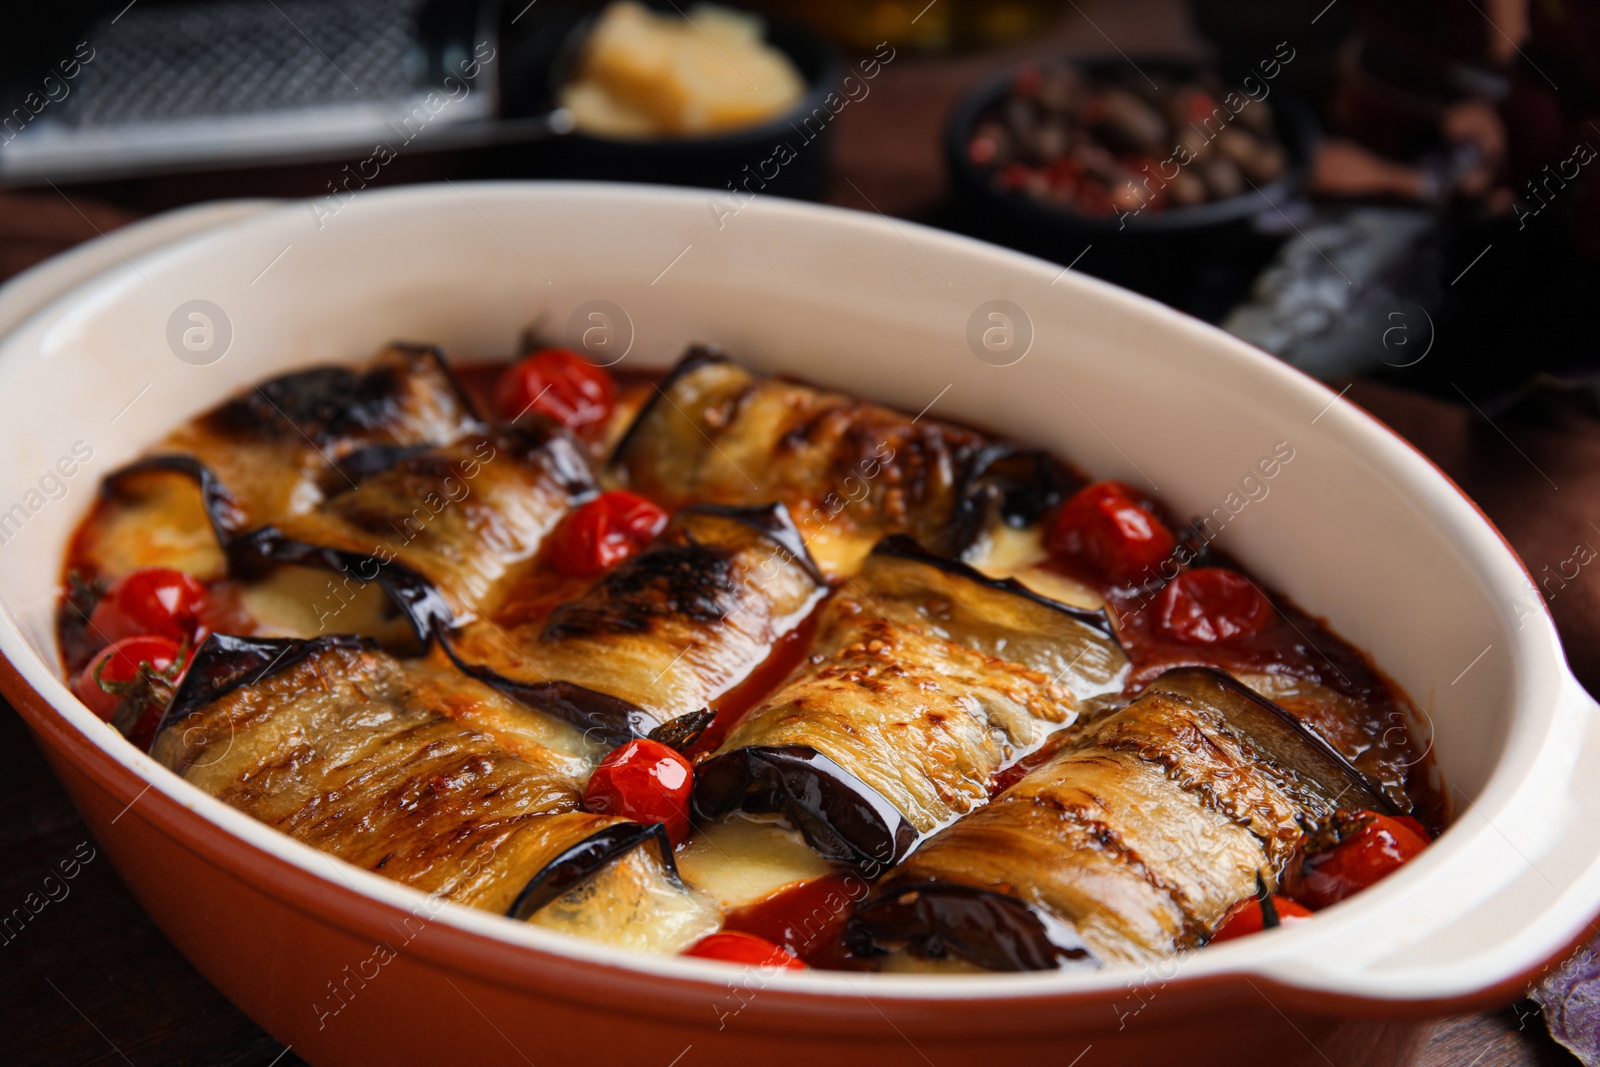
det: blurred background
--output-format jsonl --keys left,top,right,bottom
{"left": 1, "top": 0, "right": 1593, "bottom": 413}
{"left": 2, "top": 2, "right": 1598, "bottom": 1065}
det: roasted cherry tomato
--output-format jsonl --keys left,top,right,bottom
{"left": 494, "top": 347, "right": 616, "bottom": 432}
{"left": 86, "top": 567, "right": 209, "bottom": 647}
{"left": 1155, "top": 567, "right": 1275, "bottom": 644}
{"left": 1047, "top": 481, "right": 1177, "bottom": 585}
{"left": 1281, "top": 811, "right": 1429, "bottom": 910}
{"left": 684, "top": 931, "right": 808, "bottom": 970}
{"left": 583, "top": 738, "right": 694, "bottom": 844}
{"left": 1209, "top": 894, "right": 1314, "bottom": 943}
{"left": 551, "top": 490, "right": 669, "bottom": 577}
{"left": 72, "top": 634, "right": 188, "bottom": 748}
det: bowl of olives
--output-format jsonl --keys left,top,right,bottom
{"left": 945, "top": 57, "right": 1315, "bottom": 294}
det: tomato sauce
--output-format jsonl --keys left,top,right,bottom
{"left": 720, "top": 873, "right": 876, "bottom": 970}
{"left": 1039, "top": 530, "right": 1445, "bottom": 833}
{"left": 688, "top": 604, "right": 825, "bottom": 760}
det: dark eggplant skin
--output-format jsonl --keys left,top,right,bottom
{"left": 439, "top": 658, "right": 655, "bottom": 749}
{"left": 610, "top": 349, "right": 1069, "bottom": 576}
{"left": 155, "top": 632, "right": 371, "bottom": 752}
{"left": 506, "top": 822, "right": 678, "bottom": 921}
{"left": 443, "top": 503, "right": 825, "bottom": 736}
{"left": 227, "top": 530, "right": 460, "bottom": 642}
{"left": 843, "top": 882, "right": 1100, "bottom": 973}
{"left": 201, "top": 343, "right": 481, "bottom": 452}
{"left": 1144, "top": 668, "right": 1397, "bottom": 816}
{"left": 693, "top": 746, "right": 919, "bottom": 869}
{"left": 871, "top": 534, "right": 1113, "bottom": 635}
{"left": 646, "top": 708, "right": 717, "bottom": 753}
{"left": 104, "top": 454, "right": 250, "bottom": 545}
{"left": 693, "top": 535, "right": 1129, "bottom": 866}
{"left": 845, "top": 668, "right": 1394, "bottom": 970}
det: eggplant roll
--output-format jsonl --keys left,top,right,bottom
{"left": 693, "top": 537, "right": 1130, "bottom": 868}
{"left": 612, "top": 350, "right": 1059, "bottom": 575}
{"left": 78, "top": 345, "right": 483, "bottom": 581}
{"left": 233, "top": 422, "right": 598, "bottom": 635}
{"left": 845, "top": 668, "right": 1392, "bottom": 970}
{"left": 152, "top": 635, "right": 718, "bottom": 951}
{"left": 444, "top": 503, "right": 825, "bottom": 742}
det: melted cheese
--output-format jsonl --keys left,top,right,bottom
{"left": 530, "top": 846, "right": 722, "bottom": 954}
{"left": 675, "top": 814, "right": 834, "bottom": 911}
{"left": 236, "top": 564, "right": 420, "bottom": 651}
{"left": 967, "top": 522, "right": 1103, "bottom": 611}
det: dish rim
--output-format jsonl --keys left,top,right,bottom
{"left": 0, "top": 181, "right": 1592, "bottom": 1015}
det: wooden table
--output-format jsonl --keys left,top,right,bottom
{"left": 1, "top": 1, "right": 1594, "bottom": 1063}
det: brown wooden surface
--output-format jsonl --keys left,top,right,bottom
{"left": 0, "top": 0, "right": 1593, "bottom": 1063}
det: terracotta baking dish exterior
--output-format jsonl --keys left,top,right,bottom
{"left": 2, "top": 186, "right": 1597, "bottom": 1067}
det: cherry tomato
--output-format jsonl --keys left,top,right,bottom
{"left": 583, "top": 738, "right": 694, "bottom": 844}
{"left": 72, "top": 635, "right": 187, "bottom": 748}
{"left": 1281, "top": 811, "right": 1429, "bottom": 910}
{"left": 86, "top": 567, "right": 209, "bottom": 647}
{"left": 1155, "top": 568, "right": 1275, "bottom": 644}
{"left": 1394, "top": 815, "right": 1431, "bottom": 841}
{"left": 1047, "top": 481, "right": 1177, "bottom": 585}
{"left": 551, "top": 491, "right": 669, "bottom": 577}
{"left": 1209, "top": 894, "right": 1314, "bottom": 943}
{"left": 684, "top": 931, "right": 807, "bottom": 970}
{"left": 494, "top": 347, "right": 616, "bottom": 432}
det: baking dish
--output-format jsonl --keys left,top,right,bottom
{"left": 0, "top": 183, "right": 1596, "bottom": 1066}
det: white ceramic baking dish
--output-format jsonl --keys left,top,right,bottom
{"left": 0, "top": 183, "right": 1595, "bottom": 1067}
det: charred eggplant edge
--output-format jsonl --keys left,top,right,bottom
{"left": 228, "top": 527, "right": 458, "bottom": 642}
{"left": 691, "top": 744, "right": 920, "bottom": 870}
{"left": 505, "top": 821, "right": 680, "bottom": 922}
{"left": 950, "top": 443, "right": 1071, "bottom": 556}
{"left": 607, "top": 344, "right": 732, "bottom": 467}
{"left": 871, "top": 533, "right": 1116, "bottom": 636}
{"left": 103, "top": 454, "right": 248, "bottom": 544}
{"left": 843, "top": 880, "right": 1101, "bottom": 973}
{"left": 680, "top": 500, "right": 824, "bottom": 584}
{"left": 435, "top": 641, "right": 654, "bottom": 749}
{"left": 392, "top": 341, "right": 486, "bottom": 427}
{"left": 1148, "top": 666, "right": 1400, "bottom": 815}
{"left": 152, "top": 632, "right": 373, "bottom": 760}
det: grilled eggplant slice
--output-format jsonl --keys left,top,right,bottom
{"left": 232, "top": 422, "right": 598, "bottom": 636}
{"left": 694, "top": 536, "right": 1130, "bottom": 868}
{"left": 612, "top": 349, "right": 1062, "bottom": 575}
{"left": 167, "top": 343, "right": 484, "bottom": 528}
{"left": 845, "top": 668, "right": 1392, "bottom": 970}
{"left": 153, "top": 635, "right": 718, "bottom": 951}
{"left": 443, "top": 503, "right": 826, "bottom": 742}
{"left": 77, "top": 345, "right": 482, "bottom": 582}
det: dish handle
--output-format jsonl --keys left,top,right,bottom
{"left": 1253, "top": 672, "right": 1600, "bottom": 1013}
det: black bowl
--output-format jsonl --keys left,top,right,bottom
{"left": 502, "top": 3, "right": 842, "bottom": 200}
{"left": 945, "top": 57, "right": 1318, "bottom": 302}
